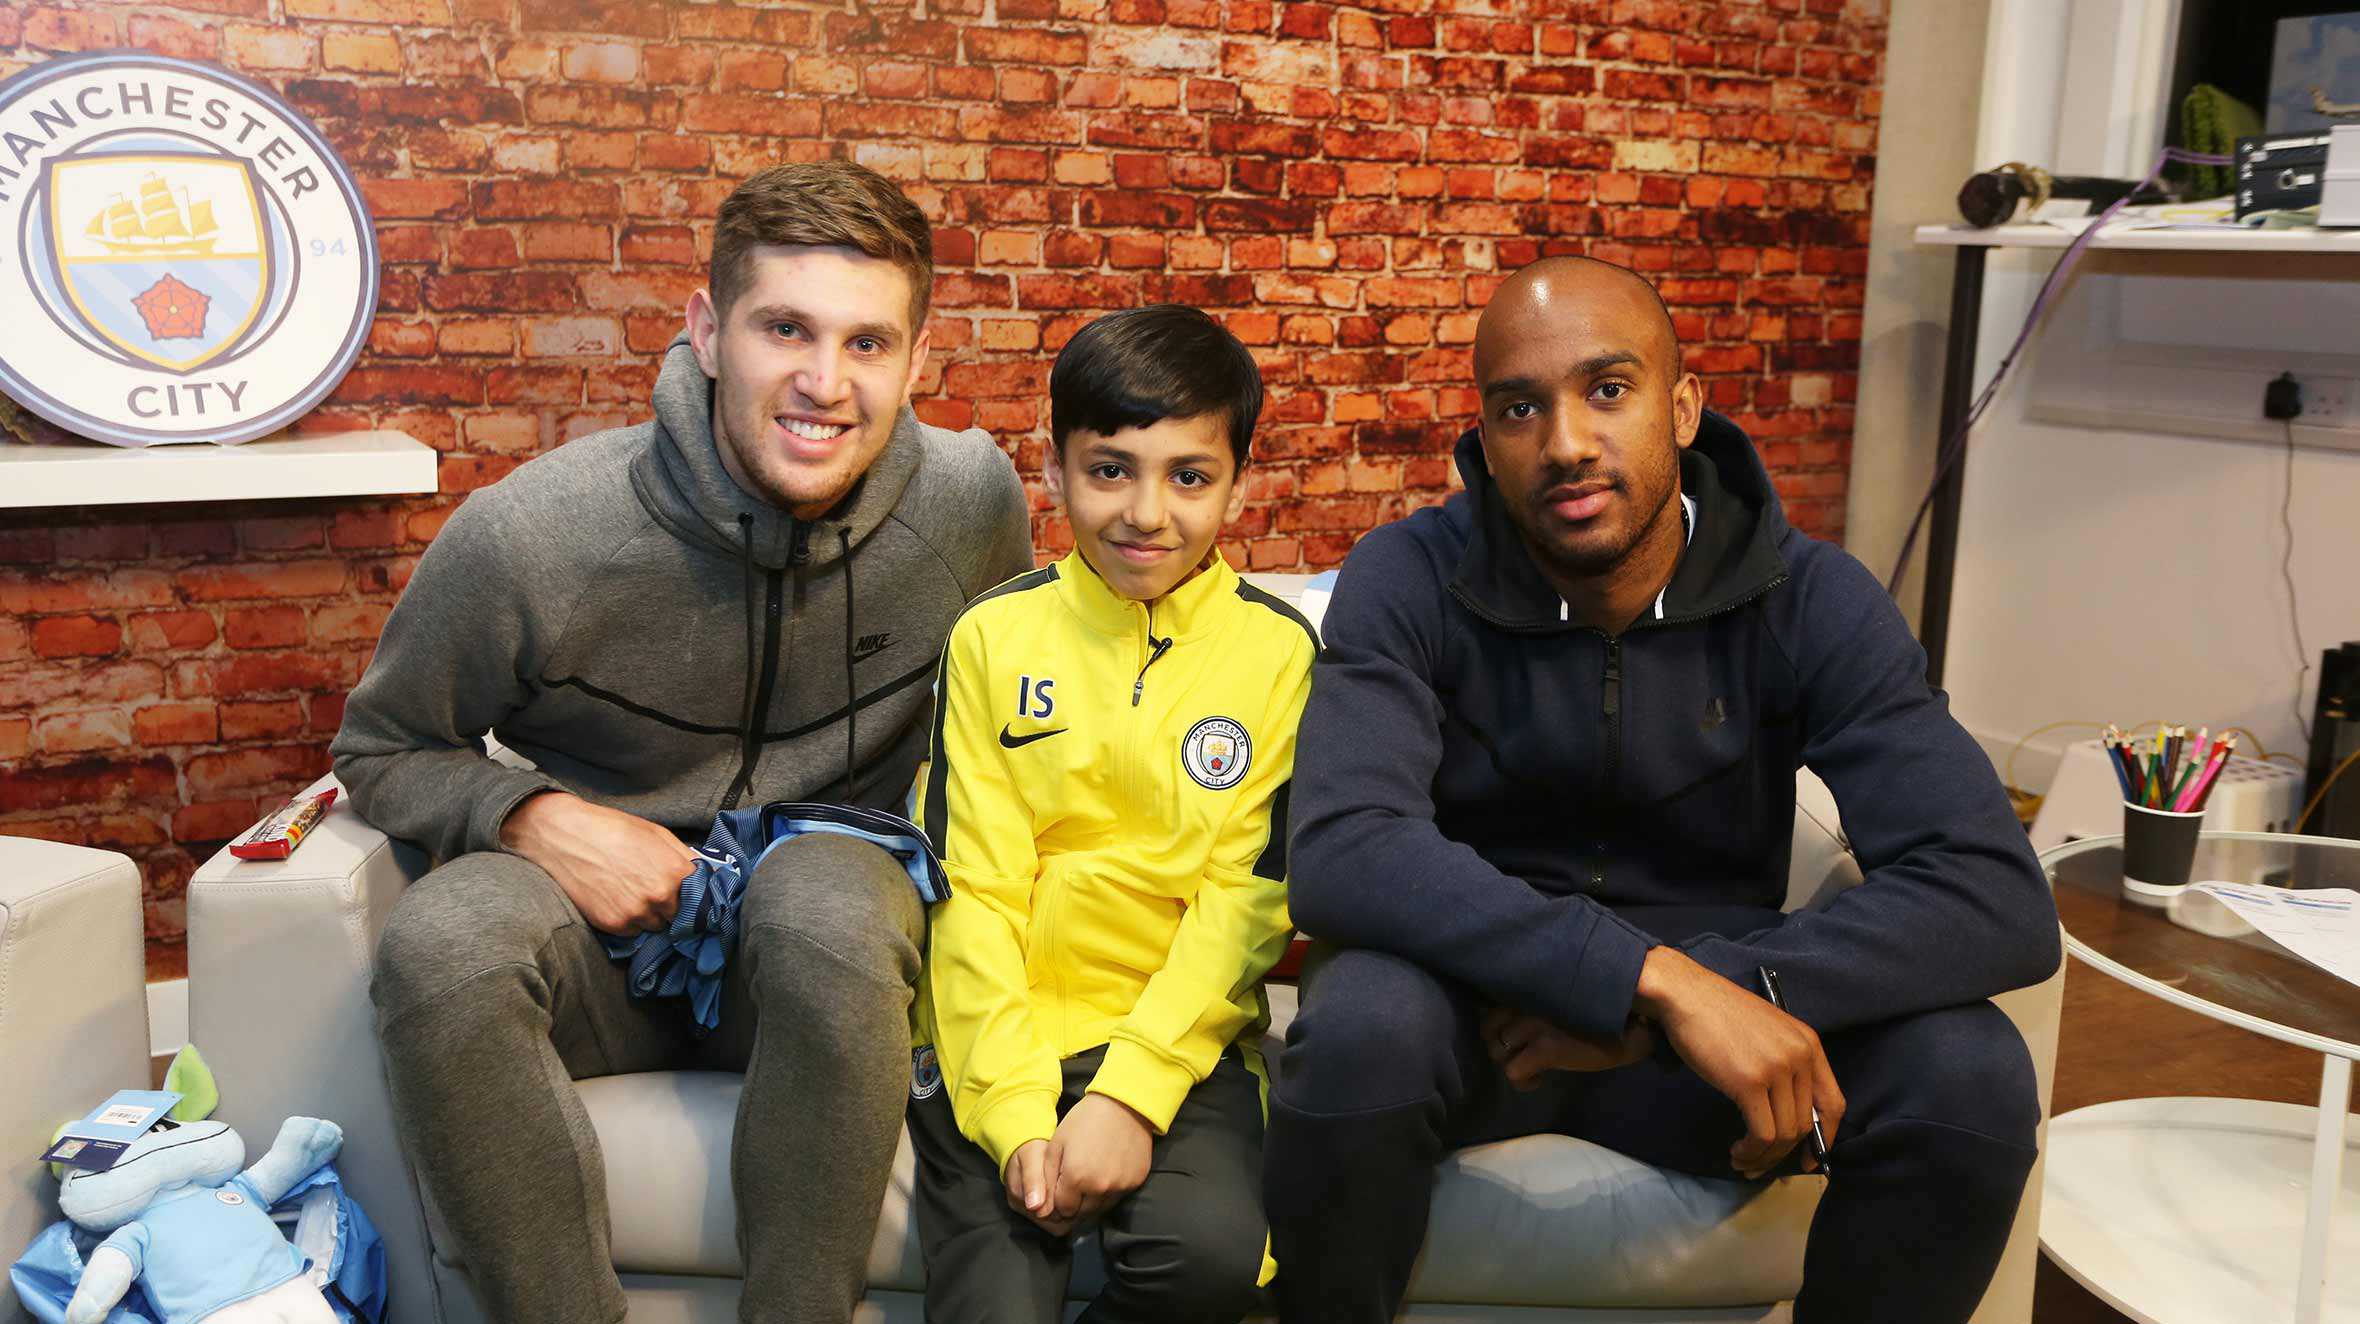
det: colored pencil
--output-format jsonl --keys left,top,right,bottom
{"left": 2109, "top": 722, "right": 2243, "bottom": 816}
{"left": 2169, "top": 736, "right": 2202, "bottom": 811}
{"left": 2165, "top": 758, "right": 2198, "bottom": 810}
{"left": 2102, "top": 731, "right": 2135, "bottom": 799}
{"left": 2179, "top": 736, "right": 2235, "bottom": 813}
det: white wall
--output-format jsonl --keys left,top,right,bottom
{"left": 1846, "top": 0, "right": 1996, "bottom": 622}
{"left": 1852, "top": 0, "right": 2360, "bottom": 791}
{"left": 1945, "top": 309, "right": 2360, "bottom": 785}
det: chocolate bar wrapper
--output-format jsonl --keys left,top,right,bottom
{"left": 230, "top": 788, "right": 338, "bottom": 860}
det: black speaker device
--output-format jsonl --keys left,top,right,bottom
{"left": 2305, "top": 642, "right": 2360, "bottom": 842}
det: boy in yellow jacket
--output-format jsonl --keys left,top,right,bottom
{"left": 911, "top": 305, "right": 1315, "bottom": 1322}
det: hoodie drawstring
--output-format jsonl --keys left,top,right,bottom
{"left": 733, "top": 514, "right": 760, "bottom": 793}
{"left": 725, "top": 517, "right": 861, "bottom": 809}
{"left": 839, "top": 526, "right": 858, "bottom": 802}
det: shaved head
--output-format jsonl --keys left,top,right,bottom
{"left": 1469, "top": 255, "right": 1703, "bottom": 620}
{"left": 1474, "top": 256, "right": 1679, "bottom": 385}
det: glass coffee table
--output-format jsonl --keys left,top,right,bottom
{"left": 2041, "top": 832, "right": 2360, "bottom": 1324}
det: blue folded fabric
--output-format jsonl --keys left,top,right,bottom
{"left": 604, "top": 802, "right": 949, "bottom": 1033}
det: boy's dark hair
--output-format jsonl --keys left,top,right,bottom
{"left": 1049, "top": 305, "right": 1264, "bottom": 467}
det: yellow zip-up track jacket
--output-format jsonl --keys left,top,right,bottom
{"left": 916, "top": 550, "right": 1316, "bottom": 1172}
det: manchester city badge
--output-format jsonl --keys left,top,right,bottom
{"left": 0, "top": 53, "right": 377, "bottom": 446}
{"left": 910, "top": 1044, "right": 943, "bottom": 1101}
{"left": 1182, "top": 715, "right": 1252, "bottom": 791}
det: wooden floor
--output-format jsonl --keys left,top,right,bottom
{"left": 2032, "top": 956, "right": 2356, "bottom": 1323}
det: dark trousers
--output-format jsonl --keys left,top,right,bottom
{"left": 908, "top": 1046, "right": 1270, "bottom": 1324}
{"left": 1263, "top": 944, "right": 2040, "bottom": 1324}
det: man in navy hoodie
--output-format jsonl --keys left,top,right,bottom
{"left": 1264, "top": 257, "right": 2061, "bottom": 1323}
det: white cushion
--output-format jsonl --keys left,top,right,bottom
{"left": 581, "top": 984, "right": 1817, "bottom": 1308}
{"left": 581, "top": 1071, "right": 926, "bottom": 1290}
{"left": 1406, "top": 1135, "right": 1814, "bottom": 1307}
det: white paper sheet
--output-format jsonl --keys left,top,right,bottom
{"left": 2185, "top": 883, "right": 2360, "bottom": 988}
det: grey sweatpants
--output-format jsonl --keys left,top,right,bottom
{"left": 906, "top": 1046, "right": 1268, "bottom": 1324}
{"left": 370, "top": 832, "right": 924, "bottom": 1324}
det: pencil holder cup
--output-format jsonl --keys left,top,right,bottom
{"left": 2121, "top": 803, "right": 2204, "bottom": 897}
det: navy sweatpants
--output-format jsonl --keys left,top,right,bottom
{"left": 1263, "top": 943, "right": 2041, "bottom": 1323}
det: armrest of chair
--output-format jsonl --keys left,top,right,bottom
{"left": 1784, "top": 767, "right": 2062, "bottom": 1324}
{"left": 1784, "top": 768, "right": 1863, "bottom": 911}
{"left": 1, "top": 839, "right": 148, "bottom": 1324}
{"left": 187, "top": 774, "right": 437, "bottom": 1324}
{"left": 1979, "top": 949, "right": 2064, "bottom": 1324}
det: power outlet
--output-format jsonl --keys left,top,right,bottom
{"left": 2292, "top": 374, "right": 2357, "bottom": 426}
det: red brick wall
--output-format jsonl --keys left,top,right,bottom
{"left": 1, "top": 0, "right": 1884, "bottom": 971}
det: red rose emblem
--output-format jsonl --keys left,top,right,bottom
{"left": 131, "top": 273, "right": 210, "bottom": 341}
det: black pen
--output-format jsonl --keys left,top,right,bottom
{"left": 1756, "top": 965, "right": 1833, "bottom": 1178}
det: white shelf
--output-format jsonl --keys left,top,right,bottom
{"left": 1915, "top": 222, "right": 2360, "bottom": 253}
{"left": 0, "top": 430, "right": 437, "bottom": 509}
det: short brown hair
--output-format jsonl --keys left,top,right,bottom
{"left": 709, "top": 161, "right": 934, "bottom": 328}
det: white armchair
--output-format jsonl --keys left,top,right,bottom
{"left": 1, "top": 838, "right": 151, "bottom": 1324}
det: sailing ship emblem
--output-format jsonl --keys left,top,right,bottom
{"left": 43, "top": 153, "right": 270, "bottom": 373}
{"left": 85, "top": 172, "right": 227, "bottom": 257}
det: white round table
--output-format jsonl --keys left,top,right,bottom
{"left": 2041, "top": 832, "right": 2360, "bottom": 1324}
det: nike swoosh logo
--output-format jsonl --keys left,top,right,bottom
{"left": 851, "top": 643, "right": 890, "bottom": 664}
{"left": 998, "top": 725, "right": 1068, "bottom": 748}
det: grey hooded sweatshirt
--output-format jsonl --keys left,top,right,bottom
{"left": 332, "top": 335, "right": 1034, "bottom": 862}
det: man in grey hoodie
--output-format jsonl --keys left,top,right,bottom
{"left": 333, "top": 162, "right": 1033, "bottom": 1323}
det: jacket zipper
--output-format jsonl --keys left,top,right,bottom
{"left": 1574, "top": 633, "right": 1623, "bottom": 893}
{"left": 721, "top": 523, "right": 808, "bottom": 810}
{"left": 1601, "top": 635, "right": 1622, "bottom": 787}
{"left": 1131, "top": 602, "right": 1170, "bottom": 706}
{"left": 1050, "top": 596, "right": 1152, "bottom": 1051}
{"left": 1452, "top": 568, "right": 1788, "bottom": 893}
{"left": 1641, "top": 572, "right": 1790, "bottom": 632}
{"left": 1096, "top": 603, "right": 1169, "bottom": 1047}
{"left": 1558, "top": 571, "right": 1788, "bottom": 793}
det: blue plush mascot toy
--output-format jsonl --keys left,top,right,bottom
{"left": 46, "top": 1048, "right": 346, "bottom": 1324}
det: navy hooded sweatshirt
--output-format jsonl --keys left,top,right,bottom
{"left": 1288, "top": 413, "right": 2061, "bottom": 1042}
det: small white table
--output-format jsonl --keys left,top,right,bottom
{"left": 2040, "top": 832, "right": 2360, "bottom": 1324}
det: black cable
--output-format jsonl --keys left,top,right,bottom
{"left": 1882, "top": 247, "right": 2083, "bottom": 596}
{"left": 2280, "top": 416, "right": 2312, "bottom": 744}
{"left": 1883, "top": 359, "right": 2002, "bottom": 595}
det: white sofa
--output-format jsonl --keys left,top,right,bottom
{"left": 185, "top": 578, "right": 2063, "bottom": 1324}
{"left": 1, "top": 838, "right": 152, "bottom": 1324}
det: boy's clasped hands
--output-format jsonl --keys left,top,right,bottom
{"left": 1002, "top": 1095, "right": 1157, "bottom": 1236}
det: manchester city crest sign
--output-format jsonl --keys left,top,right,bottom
{"left": 0, "top": 53, "right": 377, "bottom": 446}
